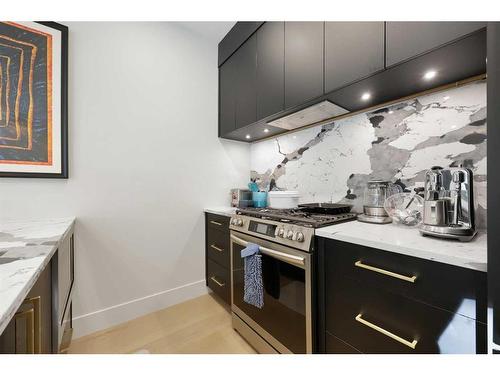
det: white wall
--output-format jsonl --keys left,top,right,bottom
{"left": 0, "top": 22, "right": 250, "bottom": 337}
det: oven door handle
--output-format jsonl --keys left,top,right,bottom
{"left": 230, "top": 234, "right": 306, "bottom": 267}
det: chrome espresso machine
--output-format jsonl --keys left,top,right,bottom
{"left": 419, "top": 166, "right": 477, "bottom": 242}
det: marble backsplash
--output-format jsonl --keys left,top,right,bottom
{"left": 251, "top": 81, "right": 487, "bottom": 228}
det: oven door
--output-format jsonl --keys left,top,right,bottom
{"left": 230, "top": 231, "right": 312, "bottom": 353}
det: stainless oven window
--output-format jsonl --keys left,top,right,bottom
{"left": 230, "top": 233, "right": 310, "bottom": 353}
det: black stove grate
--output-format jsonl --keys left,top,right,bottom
{"left": 236, "top": 207, "right": 356, "bottom": 228}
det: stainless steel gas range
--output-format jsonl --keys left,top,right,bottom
{"left": 229, "top": 206, "right": 355, "bottom": 354}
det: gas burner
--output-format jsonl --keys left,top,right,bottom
{"left": 236, "top": 206, "right": 356, "bottom": 228}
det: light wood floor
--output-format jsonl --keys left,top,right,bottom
{"left": 68, "top": 294, "right": 257, "bottom": 354}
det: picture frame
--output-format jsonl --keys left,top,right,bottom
{"left": 0, "top": 21, "right": 68, "bottom": 178}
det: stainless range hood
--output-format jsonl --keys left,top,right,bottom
{"left": 267, "top": 100, "right": 349, "bottom": 130}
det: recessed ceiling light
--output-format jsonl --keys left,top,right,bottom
{"left": 263, "top": 128, "right": 269, "bottom": 133}
{"left": 423, "top": 70, "right": 437, "bottom": 80}
{"left": 443, "top": 96, "right": 450, "bottom": 101}
{"left": 245, "top": 134, "right": 251, "bottom": 139}
{"left": 361, "top": 92, "right": 371, "bottom": 101}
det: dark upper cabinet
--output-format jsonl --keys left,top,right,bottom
{"left": 325, "top": 22, "right": 384, "bottom": 92}
{"left": 284, "top": 22, "right": 324, "bottom": 109}
{"left": 218, "top": 21, "right": 486, "bottom": 141}
{"left": 218, "top": 56, "right": 237, "bottom": 136}
{"left": 234, "top": 34, "right": 257, "bottom": 129}
{"left": 218, "top": 22, "right": 264, "bottom": 66}
{"left": 386, "top": 22, "right": 486, "bottom": 67}
{"left": 257, "top": 22, "right": 285, "bottom": 120}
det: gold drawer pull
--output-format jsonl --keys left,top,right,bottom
{"left": 354, "top": 260, "right": 417, "bottom": 283}
{"left": 14, "top": 308, "right": 35, "bottom": 354}
{"left": 210, "top": 244, "right": 224, "bottom": 253}
{"left": 210, "top": 276, "right": 225, "bottom": 287}
{"left": 25, "top": 296, "right": 41, "bottom": 354}
{"left": 355, "top": 314, "right": 418, "bottom": 349}
{"left": 210, "top": 220, "right": 222, "bottom": 226}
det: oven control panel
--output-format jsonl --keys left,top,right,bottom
{"left": 230, "top": 215, "right": 314, "bottom": 252}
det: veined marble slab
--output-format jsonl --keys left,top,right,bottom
{"left": 0, "top": 217, "right": 75, "bottom": 336}
{"left": 316, "top": 221, "right": 487, "bottom": 272}
{"left": 251, "top": 81, "right": 487, "bottom": 228}
{"left": 204, "top": 207, "right": 237, "bottom": 217}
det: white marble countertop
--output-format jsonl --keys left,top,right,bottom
{"left": 0, "top": 217, "right": 75, "bottom": 336}
{"left": 316, "top": 220, "right": 487, "bottom": 272}
{"left": 204, "top": 207, "right": 237, "bottom": 217}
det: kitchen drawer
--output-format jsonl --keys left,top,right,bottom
{"left": 207, "top": 259, "right": 230, "bottom": 304}
{"left": 325, "top": 276, "right": 485, "bottom": 354}
{"left": 325, "top": 239, "right": 486, "bottom": 322}
{"left": 207, "top": 227, "right": 230, "bottom": 269}
{"left": 325, "top": 331, "right": 361, "bottom": 354}
{"left": 206, "top": 213, "right": 230, "bottom": 233}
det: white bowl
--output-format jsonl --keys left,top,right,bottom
{"left": 268, "top": 191, "right": 300, "bottom": 209}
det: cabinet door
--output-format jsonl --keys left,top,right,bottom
{"left": 386, "top": 22, "right": 486, "bottom": 67}
{"left": 234, "top": 33, "right": 257, "bottom": 130}
{"left": 325, "top": 22, "right": 384, "bottom": 92}
{"left": 257, "top": 22, "right": 285, "bottom": 119}
{"left": 0, "top": 262, "right": 52, "bottom": 354}
{"left": 218, "top": 58, "right": 237, "bottom": 136}
{"left": 284, "top": 22, "right": 324, "bottom": 109}
{"left": 27, "top": 261, "right": 52, "bottom": 353}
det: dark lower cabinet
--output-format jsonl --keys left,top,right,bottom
{"left": 0, "top": 228, "right": 75, "bottom": 354}
{"left": 317, "top": 237, "right": 487, "bottom": 354}
{"left": 284, "top": 22, "right": 324, "bottom": 109}
{"left": 0, "top": 263, "right": 52, "bottom": 354}
{"left": 257, "top": 21, "right": 285, "bottom": 120}
{"left": 325, "top": 22, "right": 384, "bottom": 92}
{"left": 207, "top": 259, "right": 231, "bottom": 303}
{"left": 325, "top": 332, "right": 361, "bottom": 354}
{"left": 386, "top": 21, "right": 486, "bottom": 67}
{"left": 205, "top": 213, "right": 231, "bottom": 305}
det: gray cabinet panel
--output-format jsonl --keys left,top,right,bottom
{"left": 257, "top": 22, "right": 285, "bottom": 119}
{"left": 487, "top": 22, "right": 500, "bottom": 351}
{"left": 386, "top": 22, "right": 486, "bottom": 67}
{"left": 218, "top": 58, "right": 236, "bottom": 136}
{"left": 325, "top": 22, "right": 384, "bottom": 92}
{"left": 234, "top": 34, "right": 257, "bottom": 129}
{"left": 218, "top": 22, "right": 264, "bottom": 66}
{"left": 284, "top": 22, "right": 324, "bottom": 109}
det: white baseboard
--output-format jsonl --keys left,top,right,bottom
{"left": 72, "top": 280, "right": 208, "bottom": 339}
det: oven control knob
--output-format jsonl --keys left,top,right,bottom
{"left": 286, "top": 230, "right": 294, "bottom": 240}
{"left": 236, "top": 218, "right": 243, "bottom": 227}
{"left": 295, "top": 232, "right": 305, "bottom": 242}
{"left": 230, "top": 219, "right": 236, "bottom": 226}
{"left": 278, "top": 228, "right": 285, "bottom": 238}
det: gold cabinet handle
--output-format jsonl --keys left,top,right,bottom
{"left": 25, "top": 296, "right": 41, "bottom": 354}
{"left": 210, "top": 220, "right": 222, "bottom": 226}
{"left": 355, "top": 314, "right": 418, "bottom": 349}
{"left": 210, "top": 276, "right": 225, "bottom": 287}
{"left": 354, "top": 260, "right": 417, "bottom": 283}
{"left": 210, "top": 244, "right": 224, "bottom": 253}
{"left": 14, "top": 308, "right": 35, "bottom": 354}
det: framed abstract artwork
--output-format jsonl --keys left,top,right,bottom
{"left": 0, "top": 21, "right": 68, "bottom": 178}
